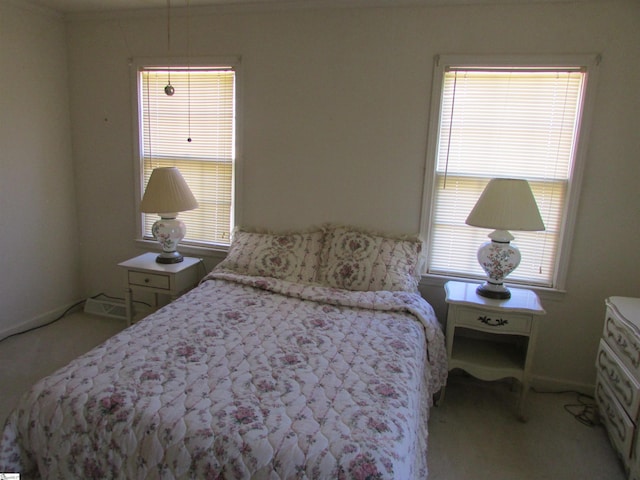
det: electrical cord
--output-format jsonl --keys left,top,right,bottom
{"left": 196, "top": 258, "right": 209, "bottom": 285}
{"left": 0, "top": 292, "right": 151, "bottom": 346}
{"left": 91, "top": 292, "right": 151, "bottom": 309}
{"left": 1, "top": 261, "right": 212, "bottom": 346}
{"left": 532, "top": 388, "right": 599, "bottom": 427}
{"left": 0, "top": 298, "right": 87, "bottom": 346}
{"left": 199, "top": 258, "right": 208, "bottom": 277}
{"left": 564, "top": 396, "right": 599, "bottom": 427}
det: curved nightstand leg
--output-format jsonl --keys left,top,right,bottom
{"left": 124, "top": 287, "right": 133, "bottom": 327}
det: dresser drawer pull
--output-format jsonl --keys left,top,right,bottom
{"left": 603, "top": 402, "right": 627, "bottom": 444}
{"left": 478, "top": 315, "right": 508, "bottom": 327}
{"left": 605, "top": 316, "right": 640, "bottom": 369}
{"left": 597, "top": 349, "right": 634, "bottom": 408}
{"left": 597, "top": 383, "right": 629, "bottom": 445}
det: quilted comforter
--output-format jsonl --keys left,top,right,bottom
{"left": 0, "top": 272, "right": 447, "bottom": 479}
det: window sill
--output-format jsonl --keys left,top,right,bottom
{"left": 134, "top": 239, "right": 229, "bottom": 261}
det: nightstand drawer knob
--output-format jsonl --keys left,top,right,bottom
{"left": 478, "top": 315, "right": 509, "bottom": 327}
{"left": 144, "top": 278, "right": 150, "bottom": 283}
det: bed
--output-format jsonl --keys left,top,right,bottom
{"left": 0, "top": 226, "right": 447, "bottom": 479}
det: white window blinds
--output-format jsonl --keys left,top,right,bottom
{"left": 427, "top": 67, "right": 586, "bottom": 287}
{"left": 140, "top": 67, "right": 235, "bottom": 246}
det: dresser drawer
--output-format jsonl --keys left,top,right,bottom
{"left": 597, "top": 339, "right": 640, "bottom": 419}
{"left": 128, "top": 271, "right": 170, "bottom": 290}
{"left": 596, "top": 377, "right": 635, "bottom": 460}
{"left": 632, "top": 438, "right": 640, "bottom": 480}
{"left": 603, "top": 306, "right": 640, "bottom": 380}
{"left": 456, "top": 307, "right": 532, "bottom": 335}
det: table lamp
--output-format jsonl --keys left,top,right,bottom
{"left": 140, "top": 167, "right": 199, "bottom": 264}
{"left": 465, "top": 178, "right": 545, "bottom": 299}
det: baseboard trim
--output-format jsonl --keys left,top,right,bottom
{"left": 0, "top": 299, "right": 85, "bottom": 343}
{"left": 446, "top": 370, "right": 595, "bottom": 396}
{"left": 530, "top": 374, "right": 595, "bottom": 397}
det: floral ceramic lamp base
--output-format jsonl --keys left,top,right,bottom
{"left": 152, "top": 214, "right": 187, "bottom": 264}
{"left": 476, "top": 229, "right": 521, "bottom": 300}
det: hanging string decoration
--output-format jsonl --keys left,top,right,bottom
{"left": 164, "top": 0, "right": 175, "bottom": 96}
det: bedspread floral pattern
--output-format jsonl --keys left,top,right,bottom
{"left": 0, "top": 273, "right": 446, "bottom": 479}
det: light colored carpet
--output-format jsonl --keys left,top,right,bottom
{"left": 0, "top": 311, "right": 627, "bottom": 479}
{"left": 428, "top": 375, "right": 626, "bottom": 479}
{"left": 0, "top": 311, "right": 126, "bottom": 426}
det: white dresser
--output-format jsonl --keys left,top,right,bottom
{"left": 596, "top": 296, "right": 640, "bottom": 480}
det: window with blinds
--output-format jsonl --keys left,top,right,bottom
{"left": 139, "top": 66, "right": 235, "bottom": 247}
{"left": 425, "top": 61, "right": 592, "bottom": 288}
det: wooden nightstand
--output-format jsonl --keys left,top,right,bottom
{"left": 442, "top": 280, "right": 545, "bottom": 420}
{"left": 118, "top": 253, "right": 203, "bottom": 326}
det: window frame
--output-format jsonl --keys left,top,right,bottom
{"left": 130, "top": 56, "right": 243, "bottom": 254}
{"left": 420, "top": 54, "right": 600, "bottom": 292}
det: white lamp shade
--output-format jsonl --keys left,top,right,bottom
{"left": 465, "top": 178, "right": 545, "bottom": 232}
{"left": 140, "top": 167, "right": 198, "bottom": 214}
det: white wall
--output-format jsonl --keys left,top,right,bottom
{"left": 66, "top": 0, "right": 640, "bottom": 389}
{"left": 0, "top": 1, "right": 81, "bottom": 337}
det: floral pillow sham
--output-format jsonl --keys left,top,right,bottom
{"left": 214, "top": 228, "right": 324, "bottom": 284}
{"left": 317, "top": 226, "right": 423, "bottom": 293}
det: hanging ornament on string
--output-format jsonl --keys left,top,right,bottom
{"left": 165, "top": 76, "right": 174, "bottom": 96}
{"left": 186, "top": 0, "right": 192, "bottom": 142}
{"left": 164, "top": 0, "right": 175, "bottom": 96}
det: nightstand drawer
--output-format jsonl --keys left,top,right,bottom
{"left": 597, "top": 339, "right": 640, "bottom": 419}
{"left": 456, "top": 307, "right": 532, "bottom": 335}
{"left": 128, "top": 271, "right": 170, "bottom": 290}
{"left": 596, "top": 376, "right": 635, "bottom": 459}
{"left": 119, "top": 253, "right": 202, "bottom": 326}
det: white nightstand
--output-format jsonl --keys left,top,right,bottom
{"left": 442, "top": 280, "right": 545, "bottom": 420}
{"left": 118, "top": 253, "right": 204, "bottom": 326}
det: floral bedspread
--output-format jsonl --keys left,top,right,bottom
{"left": 0, "top": 273, "right": 446, "bottom": 479}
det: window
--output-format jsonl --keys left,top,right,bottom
{"left": 136, "top": 61, "right": 238, "bottom": 248}
{"left": 422, "top": 55, "right": 598, "bottom": 289}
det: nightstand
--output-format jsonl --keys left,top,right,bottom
{"left": 442, "top": 280, "right": 545, "bottom": 420}
{"left": 118, "top": 253, "right": 203, "bottom": 325}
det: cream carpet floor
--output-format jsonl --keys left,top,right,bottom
{"left": 0, "top": 311, "right": 627, "bottom": 479}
